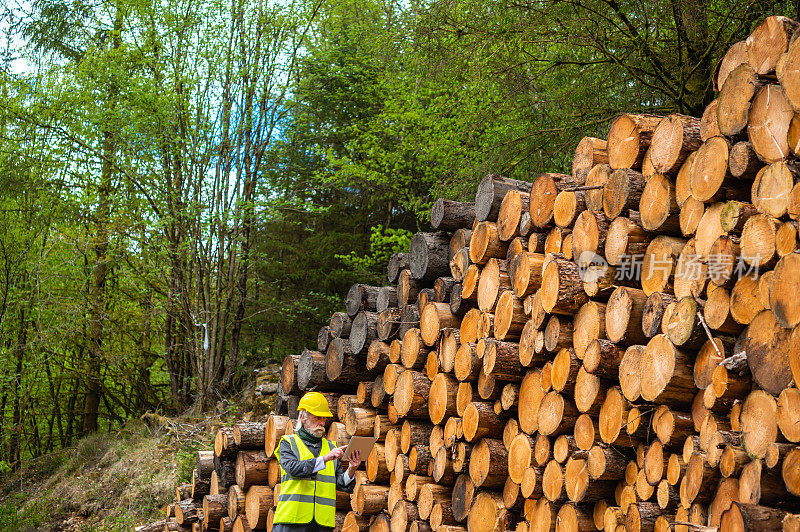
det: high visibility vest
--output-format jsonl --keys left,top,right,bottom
{"left": 273, "top": 434, "right": 337, "bottom": 527}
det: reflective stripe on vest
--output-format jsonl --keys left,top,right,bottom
{"left": 273, "top": 434, "right": 337, "bottom": 526}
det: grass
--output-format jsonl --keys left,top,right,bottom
{"left": 0, "top": 416, "right": 215, "bottom": 532}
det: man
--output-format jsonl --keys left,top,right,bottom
{"left": 273, "top": 391, "right": 362, "bottom": 531}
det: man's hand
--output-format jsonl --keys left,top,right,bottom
{"left": 347, "top": 450, "right": 361, "bottom": 475}
{"left": 323, "top": 445, "right": 347, "bottom": 463}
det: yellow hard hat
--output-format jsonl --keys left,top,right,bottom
{"left": 298, "top": 391, "right": 334, "bottom": 417}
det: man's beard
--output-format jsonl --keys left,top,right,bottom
{"left": 308, "top": 425, "right": 325, "bottom": 437}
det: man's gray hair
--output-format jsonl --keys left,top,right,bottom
{"left": 294, "top": 409, "right": 307, "bottom": 431}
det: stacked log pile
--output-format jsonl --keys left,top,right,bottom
{"left": 141, "top": 15, "right": 800, "bottom": 532}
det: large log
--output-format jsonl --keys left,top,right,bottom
{"left": 603, "top": 168, "right": 647, "bottom": 219}
{"left": 718, "top": 63, "right": 765, "bottom": 137}
{"left": 469, "top": 222, "right": 508, "bottom": 265}
{"left": 420, "top": 302, "right": 459, "bottom": 347}
{"left": 467, "top": 491, "right": 514, "bottom": 532}
{"left": 349, "top": 311, "right": 380, "bottom": 355}
{"left": 540, "top": 254, "right": 589, "bottom": 315}
{"left": 742, "top": 310, "right": 793, "bottom": 395}
{"left": 748, "top": 85, "right": 793, "bottom": 163}
{"left": 330, "top": 311, "right": 353, "bottom": 338}
{"left": 525, "top": 173, "right": 575, "bottom": 231}
{"left": 497, "top": 189, "right": 531, "bottom": 241}
{"left": 572, "top": 137, "right": 609, "bottom": 184}
{"left": 388, "top": 253, "right": 411, "bottom": 286}
{"left": 468, "top": 438, "right": 508, "bottom": 489}
{"left": 450, "top": 474, "right": 475, "bottom": 523}
{"left": 394, "top": 370, "right": 431, "bottom": 419}
{"left": 431, "top": 198, "right": 475, "bottom": 231}
{"left": 346, "top": 284, "right": 380, "bottom": 317}
{"left": 650, "top": 114, "right": 703, "bottom": 175}
{"left": 749, "top": 16, "right": 800, "bottom": 74}
{"left": 640, "top": 334, "right": 695, "bottom": 406}
{"left": 376, "top": 286, "right": 398, "bottom": 313}
{"left": 398, "top": 269, "right": 422, "bottom": 307}
{"left": 740, "top": 390, "right": 779, "bottom": 459}
{"left": 428, "top": 373, "right": 459, "bottom": 425}
{"left": 477, "top": 258, "right": 510, "bottom": 312}
{"left": 690, "top": 136, "right": 733, "bottom": 203}
{"left": 608, "top": 114, "right": 663, "bottom": 170}
{"left": 298, "top": 349, "right": 336, "bottom": 391}
{"left": 720, "top": 502, "right": 788, "bottom": 532}
{"left": 462, "top": 401, "right": 506, "bottom": 442}
{"left": 244, "top": 485, "right": 273, "bottom": 529}
{"left": 233, "top": 423, "right": 266, "bottom": 450}
{"left": 411, "top": 232, "right": 452, "bottom": 282}
{"left": 235, "top": 450, "right": 270, "bottom": 490}
{"left": 714, "top": 40, "right": 747, "bottom": 91}
{"left": 475, "top": 174, "right": 532, "bottom": 222}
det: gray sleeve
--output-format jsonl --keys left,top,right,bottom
{"left": 278, "top": 438, "right": 318, "bottom": 478}
{"left": 335, "top": 458, "right": 356, "bottom": 493}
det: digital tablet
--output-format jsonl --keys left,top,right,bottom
{"left": 342, "top": 436, "right": 376, "bottom": 461}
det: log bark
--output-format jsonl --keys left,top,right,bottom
{"left": 347, "top": 284, "right": 380, "bottom": 317}
{"left": 606, "top": 213, "right": 654, "bottom": 266}
{"left": 394, "top": 370, "right": 431, "bottom": 418}
{"left": 540, "top": 254, "right": 589, "bottom": 315}
{"left": 529, "top": 172, "right": 577, "bottom": 230}
{"left": 468, "top": 438, "right": 508, "bottom": 488}
{"left": 388, "top": 253, "right": 410, "bottom": 284}
{"left": 431, "top": 199, "right": 476, "bottom": 231}
{"left": 411, "top": 232, "right": 452, "bottom": 282}
{"left": 376, "top": 286, "right": 398, "bottom": 313}
{"left": 475, "top": 174, "right": 533, "bottom": 222}
{"left": 742, "top": 310, "right": 793, "bottom": 395}
{"left": 608, "top": 113, "right": 663, "bottom": 170}
{"left": 650, "top": 114, "right": 703, "bottom": 175}
{"left": 244, "top": 485, "right": 273, "bottom": 529}
{"left": 604, "top": 168, "right": 647, "bottom": 219}
{"left": 498, "top": 189, "right": 531, "bottom": 241}
{"left": 573, "top": 137, "right": 609, "bottom": 185}
{"left": 469, "top": 222, "right": 508, "bottom": 265}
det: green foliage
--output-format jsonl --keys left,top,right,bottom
{"left": 336, "top": 225, "right": 413, "bottom": 270}
{"left": 176, "top": 446, "right": 199, "bottom": 483}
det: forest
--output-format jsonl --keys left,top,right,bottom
{"left": 0, "top": 0, "right": 795, "bottom": 471}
